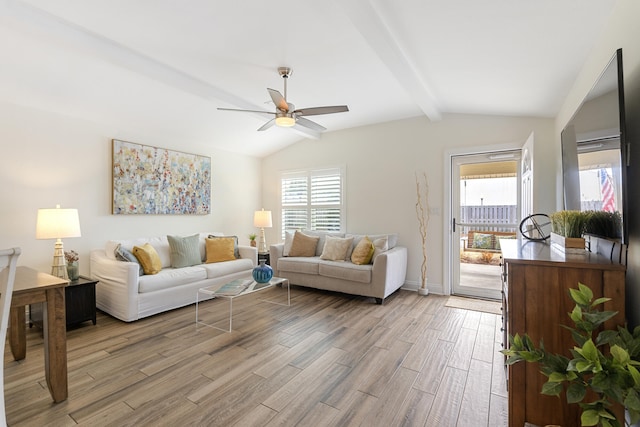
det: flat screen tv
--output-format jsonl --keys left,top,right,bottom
{"left": 561, "top": 48, "right": 628, "bottom": 243}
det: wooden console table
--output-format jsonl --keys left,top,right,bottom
{"left": 8, "top": 266, "right": 69, "bottom": 402}
{"left": 500, "top": 239, "right": 625, "bottom": 427}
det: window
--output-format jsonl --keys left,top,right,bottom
{"left": 280, "top": 167, "right": 344, "bottom": 238}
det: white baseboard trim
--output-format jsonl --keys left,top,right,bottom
{"left": 401, "top": 280, "right": 444, "bottom": 295}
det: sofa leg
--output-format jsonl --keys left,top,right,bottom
{"left": 375, "top": 297, "right": 384, "bottom": 305}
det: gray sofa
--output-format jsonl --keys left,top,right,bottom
{"left": 270, "top": 231, "right": 407, "bottom": 304}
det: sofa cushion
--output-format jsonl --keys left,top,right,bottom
{"left": 320, "top": 236, "right": 353, "bottom": 261}
{"left": 168, "top": 234, "right": 202, "bottom": 268}
{"left": 351, "top": 236, "right": 375, "bottom": 265}
{"left": 318, "top": 260, "right": 372, "bottom": 284}
{"left": 201, "top": 258, "right": 254, "bottom": 279}
{"left": 346, "top": 233, "right": 398, "bottom": 259}
{"left": 289, "top": 231, "right": 320, "bottom": 257}
{"left": 133, "top": 243, "right": 163, "bottom": 275}
{"left": 278, "top": 256, "right": 320, "bottom": 275}
{"left": 138, "top": 266, "right": 207, "bottom": 293}
{"left": 205, "top": 237, "right": 236, "bottom": 263}
{"left": 114, "top": 244, "right": 144, "bottom": 276}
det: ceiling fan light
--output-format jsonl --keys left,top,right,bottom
{"left": 275, "top": 116, "right": 296, "bottom": 127}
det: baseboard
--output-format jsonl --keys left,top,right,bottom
{"left": 401, "top": 280, "right": 444, "bottom": 295}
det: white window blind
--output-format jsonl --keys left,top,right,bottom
{"left": 281, "top": 167, "right": 344, "bottom": 238}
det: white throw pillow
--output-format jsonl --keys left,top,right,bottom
{"left": 283, "top": 230, "right": 296, "bottom": 256}
{"left": 371, "top": 236, "right": 389, "bottom": 263}
{"left": 320, "top": 236, "right": 354, "bottom": 261}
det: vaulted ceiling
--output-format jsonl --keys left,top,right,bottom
{"left": 0, "top": 0, "right": 617, "bottom": 157}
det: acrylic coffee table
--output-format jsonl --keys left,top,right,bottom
{"left": 195, "top": 276, "right": 290, "bottom": 332}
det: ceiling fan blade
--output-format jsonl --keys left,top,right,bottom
{"left": 267, "top": 88, "right": 289, "bottom": 112}
{"left": 295, "top": 117, "right": 326, "bottom": 132}
{"left": 293, "top": 106, "right": 349, "bottom": 116}
{"left": 218, "top": 107, "right": 275, "bottom": 116}
{"left": 257, "top": 118, "right": 276, "bottom": 131}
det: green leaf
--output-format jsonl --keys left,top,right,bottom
{"left": 570, "top": 305, "right": 583, "bottom": 323}
{"left": 592, "top": 296, "right": 611, "bottom": 307}
{"left": 541, "top": 381, "right": 562, "bottom": 396}
{"left": 566, "top": 382, "right": 586, "bottom": 404}
{"left": 576, "top": 360, "right": 593, "bottom": 372}
{"left": 629, "top": 364, "right": 640, "bottom": 386}
{"left": 581, "top": 409, "right": 600, "bottom": 426}
{"left": 548, "top": 372, "right": 566, "bottom": 383}
{"left": 625, "top": 389, "right": 640, "bottom": 412}
{"left": 570, "top": 285, "right": 591, "bottom": 306}
{"left": 609, "top": 344, "right": 629, "bottom": 365}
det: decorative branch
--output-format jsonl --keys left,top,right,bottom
{"left": 415, "top": 172, "right": 430, "bottom": 290}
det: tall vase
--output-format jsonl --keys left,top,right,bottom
{"left": 252, "top": 260, "right": 273, "bottom": 283}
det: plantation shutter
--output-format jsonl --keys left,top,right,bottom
{"left": 281, "top": 167, "right": 344, "bottom": 238}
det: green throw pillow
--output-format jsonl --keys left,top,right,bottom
{"left": 168, "top": 234, "right": 202, "bottom": 268}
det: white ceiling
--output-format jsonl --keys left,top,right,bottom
{"left": 0, "top": 0, "right": 617, "bottom": 157}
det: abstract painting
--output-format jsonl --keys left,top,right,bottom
{"left": 112, "top": 139, "right": 211, "bottom": 214}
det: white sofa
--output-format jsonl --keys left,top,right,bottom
{"left": 270, "top": 231, "right": 407, "bottom": 304}
{"left": 90, "top": 232, "right": 257, "bottom": 322}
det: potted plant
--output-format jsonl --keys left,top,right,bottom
{"left": 550, "top": 210, "right": 589, "bottom": 252}
{"left": 64, "top": 250, "right": 80, "bottom": 281}
{"left": 502, "top": 283, "right": 640, "bottom": 427}
{"left": 584, "top": 210, "right": 622, "bottom": 240}
{"left": 248, "top": 233, "right": 257, "bottom": 247}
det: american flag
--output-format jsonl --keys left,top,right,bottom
{"left": 599, "top": 169, "right": 616, "bottom": 212}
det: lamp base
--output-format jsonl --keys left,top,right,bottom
{"left": 51, "top": 238, "right": 69, "bottom": 280}
{"left": 258, "top": 227, "right": 268, "bottom": 254}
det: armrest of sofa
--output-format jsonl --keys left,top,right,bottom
{"left": 372, "top": 246, "right": 408, "bottom": 296}
{"left": 238, "top": 245, "right": 258, "bottom": 266}
{"left": 90, "top": 249, "right": 142, "bottom": 322}
{"left": 269, "top": 243, "right": 284, "bottom": 275}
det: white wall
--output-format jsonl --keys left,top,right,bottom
{"left": 0, "top": 101, "right": 261, "bottom": 276}
{"left": 262, "top": 113, "right": 555, "bottom": 294}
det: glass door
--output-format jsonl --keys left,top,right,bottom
{"left": 451, "top": 151, "right": 520, "bottom": 300}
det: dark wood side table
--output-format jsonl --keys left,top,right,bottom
{"left": 30, "top": 275, "right": 97, "bottom": 329}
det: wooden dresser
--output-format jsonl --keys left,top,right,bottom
{"left": 500, "top": 239, "right": 626, "bottom": 427}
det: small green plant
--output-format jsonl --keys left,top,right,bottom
{"left": 502, "top": 283, "right": 640, "bottom": 427}
{"left": 248, "top": 233, "right": 257, "bottom": 241}
{"left": 550, "top": 210, "right": 589, "bottom": 238}
{"left": 584, "top": 210, "right": 622, "bottom": 240}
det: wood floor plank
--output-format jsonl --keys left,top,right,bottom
{"left": 425, "top": 367, "right": 468, "bottom": 426}
{"left": 5, "top": 289, "right": 508, "bottom": 427}
{"left": 457, "top": 359, "right": 492, "bottom": 426}
{"left": 392, "top": 387, "right": 435, "bottom": 427}
{"left": 473, "top": 320, "right": 497, "bottom": 363}
{"left": 360, "top": 366, "right": 420, "bottom": 426}
{"left": 448, "top": 326, "right": 477, "bottom": 371}
{"left": 413, "top": 339, "right": 455, "bottom": 394}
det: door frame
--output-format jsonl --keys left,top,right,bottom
{"left": 443, "top": 141, "right": 525, "bottom": 296}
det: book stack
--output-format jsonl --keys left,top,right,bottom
{"left": 214, "top": 279, "right": 253, "bottom": 296}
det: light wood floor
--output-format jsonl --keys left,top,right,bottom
{"left": 4, "top": 287, "right": 508, "bottom": 426}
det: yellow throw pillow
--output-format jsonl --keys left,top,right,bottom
{"left": 351, "top": 236, "right": 375, "bottom": 265}
{"left": 205, "top": 237, "right": 236, "bottom": 263}
{"left": 288, "top": 231, "right": 320, "bottom": 257}
{"left": 133, "top": 243, "right": 163, "bottom": 275}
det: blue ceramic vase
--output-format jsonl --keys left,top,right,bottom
{"left": 252, "top": 260, "right": 273, "bottom": 283}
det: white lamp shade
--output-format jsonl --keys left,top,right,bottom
{"left": 36, "top": 207, "right": 82, "bottom": 239}
{"left": 253, "top": 209, "right": 273, "bottom": 228}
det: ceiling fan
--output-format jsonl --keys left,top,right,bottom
{"left": 217, "top": 67, "right": 349, "bottom": 132}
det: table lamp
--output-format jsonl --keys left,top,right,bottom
{"left": 36, "top": 204, "right": 81, "bottom": 279}
{"left": 253, "top": 208, "right": 272, "bottom": 254}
